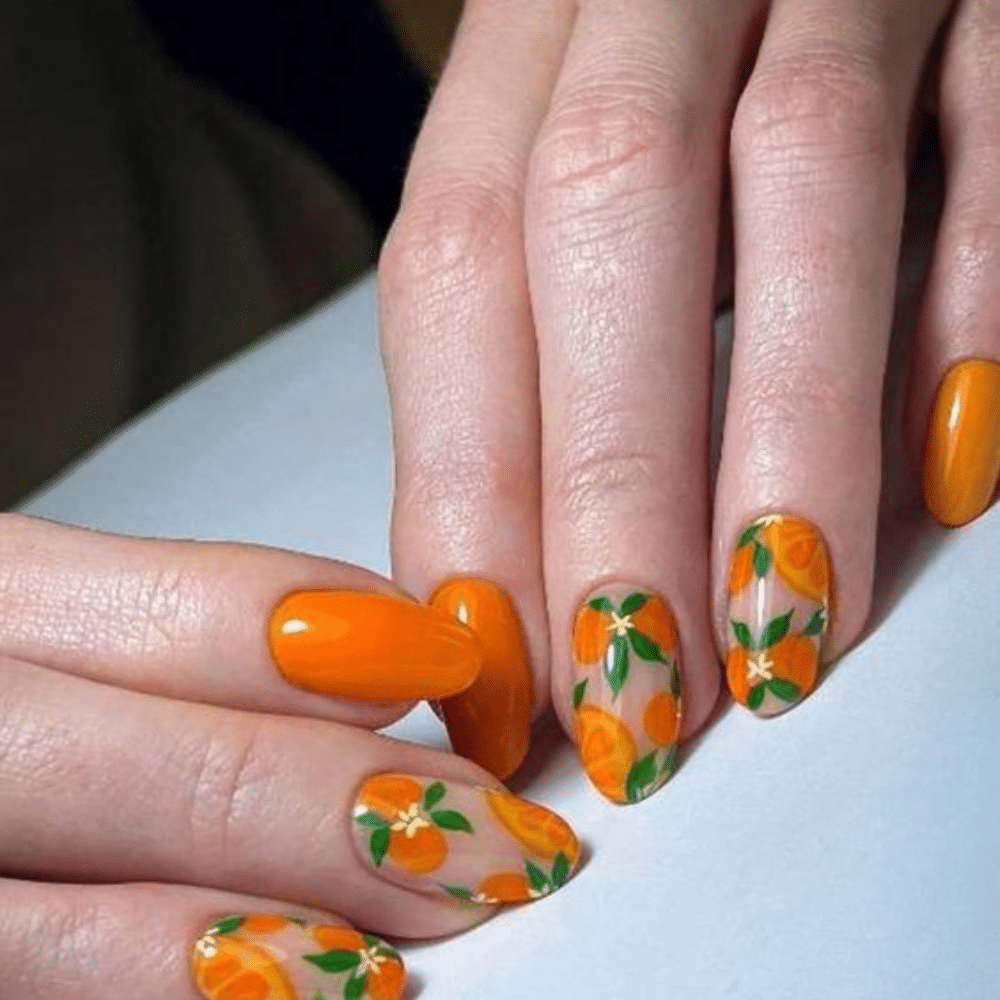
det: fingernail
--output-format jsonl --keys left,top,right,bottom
{"left": 430, "top": 579, "right": 534, "bottom": 780}
{"left": 924, "top": 358, "right": 1000, "bottom": 527}
{"left": 570, "top": 587, "right": 683, "bottom": 804}
{"left": 726, "top": 514, "right": 830, "bottom": 717}
{"left": 192, "top": 912, "right": 405, "bottom": 1000}
{"left": 269, "top": 591, "right": 482, "bottom": 701}
{"left": 352, "top": 773, "right": 580, "bottom": 904}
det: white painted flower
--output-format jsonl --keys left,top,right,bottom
{"left": 357, "top": 946, "right": 388, "bottom": 977}
{"left": 746, "top": 651, "right": 774, "bottom": 682}
{"left": 606, "top": 610, "right": 633, "bottom": 637}
{"left": 391, "top": 802, "right": 431, "bottom": 838}
{"left": 757, "top": 514, "right": 784, "bottom": 528}
{"left": 195, "top": 935, "right": 218, "bottom": 960}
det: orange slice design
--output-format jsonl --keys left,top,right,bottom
{"left": 478, "top": 870, "right": 533, "bottom": 903}
{"left": 195, "top": 936, "right": 298, "bottom": 1000}
{"left": 573, "top": 605, "right": 613, "bottom": 666}
{"left": 728, "top": 542, "right": 755, "bottom": 596}
{"left": 575, "top": 704, "right": 638, "bottom": 803}
{"left": 484, "top": 788, "right": 580, "bottom": 864}
{"left": 642, "top": 690, "right": 681, "bottom": 747}
{"left": 765, "top": 517, "right": 829, "bottom": 603}
{"left": 630, "top": 595, "right": 678, "bottom": 654}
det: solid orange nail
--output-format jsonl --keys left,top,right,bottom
{"left": 430, "top": 579, "right": 534, "bottom": 780}
{"left": 924, "top": 359, "right": 1000, "bottom": 527}
{"left": 269, "top": 591, "right": 482, "bottom": 701}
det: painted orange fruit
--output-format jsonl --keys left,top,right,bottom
{"left": 484, "top": 789, "right": 580, "bottom": 863}
{"left": 630, "top": 595, "right": 678, "bottom": 654}
{"left": 726, "top": 634, "right": 819, "bottom": 707}
{"left": 367, "top": 957, "right": 406, "bottom": 1000}
{"left": 573, "top": 605, "right": 612, "bottom": 665}
{"left": 765, "top": 517, "right": 829, "bottom": 602}
{"left": 642, "top": 690, "right": 681, "bottom": 747}
{"left": 728, "top": 542, "right": 755, "bottom": 596}
{"left": 478, "top": 870, "right": 532, "bottom": 903}
{"left": 357, "top": 775, "right": 447, "bottom": 874}
{"left": 194, "top": 935, "right": 297, "bottom": 1000}
{"left": 575, "top": 704, "right": 638, "bottom": 802}
{"left": 241, "top": 915, "right": 292, "bottom": 935}
{"left": 312, "top": 925, "right": 404, "bottom": 1000}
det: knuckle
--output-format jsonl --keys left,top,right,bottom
{"left": 733, "top": 51, "right": 895, "bottom": 170}
{"left": 184, "top": 725, "right": 269, "bottom": 861}
{"left": 530, "top": 83, "right": 705, "bottom": 214}
{"left": 378, "top": 177, "right": 520, "bottom": 304}
{"left": 550, "top": 432, "right": 668, "bottom": 520}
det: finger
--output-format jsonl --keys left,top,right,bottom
{"left": 0, "top": 658, "right": 582, "bottom": 937}
{"left": 715, "top": 0, "right": 952, "bottom": 716}
{"left": 909, "top": 0, "right": 1000, "bottom": 526}
{"left": 378, "top": 0, "right": 574, "bottom": 778}
{"left": 0, "top": 514, "right": 482, "bottom": 728}
{"left": 525, "top": 0, "right": 758, "bottom": 803}
{"left": 0, "top": 881, "right": 407, "bottom": 1000}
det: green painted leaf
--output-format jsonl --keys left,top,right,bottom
{"left": 767, "top": 678, "right": 801, "bottom": 703}
{"left": 525, "top": 860, "right": 550, "bottom": 893}
{"left": 354, "top": 811, "right": 390, "bottom": 829}
{"left": 747, "top": 684, "right": 766, "bottom": 711}
{"left": 760, "top": 610, "right": 793, "bottom": 649}
{"left": 551, "top": 851, "right": 570, "bottom": 888}
{"left": 731, "top": 620, "right": 755, "bottom": 651}
{"left": 752, "top": 541, "right": 772, "bottom": 578}
{"left": 803, "top": 607, "right": 826, "bottom": 636}
{"left": 737, "top": 523, "right": 759, "bottom": 548}
{"left": 209, "top": 915, "right": 246, "bottom": 936}
{"left": 423, "top": 781, "right": 446, "bottom": 810}
{"left": 310, "top": 992, "right": 327, "bottom": 1000}
{"left": 344, "top": 974, "right": 366, "bottom": 1000}
{"left": 432, "top": 810, "right": 474, "bottom": 833}
{"left": 660, "top": 743, "right": 679, "bottom": 778}
{"left": 304, "top": 950, "right": 361, "bottom": 973}
{"left": 370, "top": 827, "right": 390, "bottom": 867}
{"left": 626, "top": 751, "right": 659, "bottom": 803}
{"left": 572, "top": 678, "right": 588, "bottom": 710}
{"left": 620, "top": 592, "right": 647, "bottom": 615}
{"left": 363, "top": 934, "right": 380, "bottom": 948}
{"left": 605, "top": 633, "right": 630, "bottom": 699}
{"left": 442, "top": 884, "right": 476, "bottom": 901}
{"left": 289, "top": 916, "right": 310, "bottom": 928}
{"left": 628, "top": 628, "right": 663, "bottom": 662}
{"left": 588, "top": 596, "right": 615, "bottom": 613}
{"left": 670, "top": 663, "right": 683, "bottom": 697}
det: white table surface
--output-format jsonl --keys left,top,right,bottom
{"left": 23, "top": 274, "right": 999, "bottom": 999}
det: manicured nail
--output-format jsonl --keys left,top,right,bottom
{"left": 352, "top": 773, "right": 580, "bottom": 904}
{"left": 571, "top": 587, "right": 683, "bottom": 804}
{"left": 192, "top": 912, "right": 405, "bottom": 1000}
{"left": 430, "top": 579, "right": 534, "bottom": 780}
{"left": 269, "top": 591, "right": 482, "bottom": 701}
{"left": 726, "top": 514, "right": 830, "bottom": 717}
{"left": 924, "top": 358, "right": 1000, "bottom": 527}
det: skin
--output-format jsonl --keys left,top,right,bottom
{"left": 7, "top": 1, "right": 1000, "bottom": 991}
{"left": 0, "top": 514, "right": 503, "bottom": 998}
{"left": 379, "top": 0, "right": 1000, "bottom": 743}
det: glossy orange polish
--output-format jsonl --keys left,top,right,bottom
{"left": 269, "top": 591, "right": 482, "bottom": 701}
{"left": 924, "top": 359, "right": 1000, "bottom": 527}
{"left": 430, "top": 579, "right": 534, "bottom": 780}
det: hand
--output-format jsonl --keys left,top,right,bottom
{"left": 378, "top": 0, "right": 999, "bottom": 798}
{"left": 0, "top": 514, "right": 581, "bottom": 998}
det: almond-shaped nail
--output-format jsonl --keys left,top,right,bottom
{"left": 430, "top": 579, "right": 534, "bottom": 780}
{"left": 352, "top": 773, "right": 580, "bottom": 904}
{"left": 570, "top": 587, "right": 683, "bottom": 804}
{"left": 924, "top": 358, "right": 1000, "bottom": 527}
{"left": 192, "top": 912, "right": 405, "bottom": 1000}
{"left": 726, "top": 514, "right": 830, "bottom": 717}
{"left": 269, "top": 591, "right": 482, "bottom": 701}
